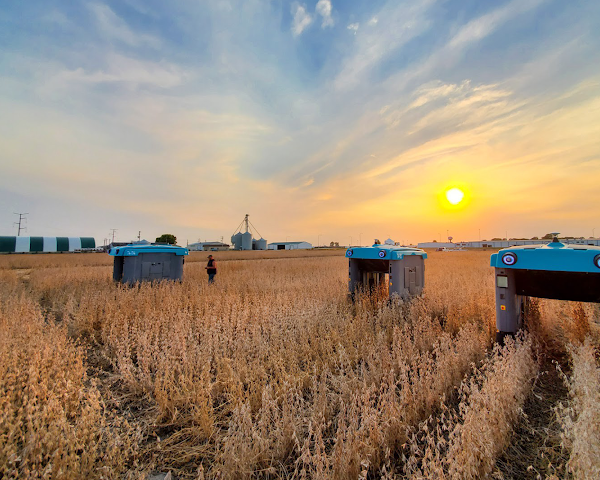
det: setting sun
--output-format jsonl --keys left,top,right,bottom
{"left": 445, "top": 187, "right": 465, "bottom": 205}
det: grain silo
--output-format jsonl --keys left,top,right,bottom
{"left": 231, "top": 232, "right": 242, "bottom": 250}
{"left": 241, "top": 232, "right": 252, "bottom": 250}
{"left": 255, "top": 238, "right": 267, "bottom": 250}
{"left": 231, "top": 214, "right": 267, "bottom": 251}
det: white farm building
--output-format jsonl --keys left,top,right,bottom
{"left": 268, "top": 241, "right": 312, "bottom": 250}
{"left": 188, "top": 241, "right": 230, "bottom": 251}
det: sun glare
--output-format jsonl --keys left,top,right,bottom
{"left": 445, "top": 188, "right": 465, "bottom": 205}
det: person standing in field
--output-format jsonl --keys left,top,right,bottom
{"left": 205, "top": 254, "right": 217, "bottom": 284}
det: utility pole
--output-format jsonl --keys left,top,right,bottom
{"left": 110, "top": 229, "right": 117, "bottom": 243}
{"left": 14, "top": 213, "right": 28, "bottom": 236}
{"left": 137, "top": 231, "right": 141, "bottom": 241}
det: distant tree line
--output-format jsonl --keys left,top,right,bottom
{"left": 155, "top": 234, "right": 177, "bottom": 245}
{"left": 484, "top": 233, "right": 589, "bottom": 242}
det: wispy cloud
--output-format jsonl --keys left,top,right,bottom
{"left": 448, "top": 0, "right": 546, "bottom": 50}
{"left": 41, "top": 10, "right": 69, "bottom": 27}
{"left": 409, "top": 0, "right": 548, "bottom": 82}
{"left": 291, "top": 3, "right": 313, "bottom": 36}
{"left": 44, "top": 54, "right": 185, "bottom": 92}
{"left": 88, "top": 2, "right": 159, "bottom": 47}
{"left": 334, "top": 1, "right": 437, "bottom": 90}
{"left": 316, "top": 0, "right": 334, "bottom": 28}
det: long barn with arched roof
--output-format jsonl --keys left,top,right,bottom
{"left": 0, "top": 237, "right": 95, "bottom": 253}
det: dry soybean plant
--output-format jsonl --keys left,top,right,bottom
{"left": 404, "top": 335, "right": 537, "bottom": 480}
{"left": 556, "top": 340, "right": 600, "bottom": 480}
{"left": 0, "top": 284, "right": 141, "bottom": 479}
{"left": 1, "top": 249, "right": 597, "bottom": 478}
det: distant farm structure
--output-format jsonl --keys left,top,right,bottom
{"left": 188, "top": 241, "right": 230, "bottom": 252}
{"left": 231, "top": 214, "right": 267, "bottom": 250}
{"left": 268, "top": 241, "right": 312, "bottom": 250}
{"left": 0, "top": 236, "right": 96, "bottom": 253}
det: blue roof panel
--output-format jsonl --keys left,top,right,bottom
{"left": 491, "top": 241, "right": 600, "bottom": 273}
{"left": 346, "top": 244, "right": 427, "bottom": 260}
{"left": 108, "top": 244, "right": 189, "bottom": 256}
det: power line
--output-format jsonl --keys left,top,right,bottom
{"left": 13, "top": 213, "right": 28, "bottom": 236}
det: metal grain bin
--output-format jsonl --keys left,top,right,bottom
{"left": 231, "top": 232, "right": 242, "bottom": 250}
{"left": 241, "top": 232, "right": 252, "bottom": 250}
{"left": 255, "top": 238, "right": 267, "bottom": 250}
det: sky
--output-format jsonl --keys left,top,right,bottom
{"left": 1, "top": 0, "right": 599, "bottom": 246}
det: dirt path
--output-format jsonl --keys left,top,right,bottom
{"left": 493, "top": 356, "right": 569, "bottom": 479}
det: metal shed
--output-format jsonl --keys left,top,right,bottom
{"left": 346, "top": 244, "right": 427, "bottom": 299}
{"left": 490, "top": 234, "right": 600, "bottom": 342}
{"left": 268, "top": 241, "right": 313, "bottom": 250}
{"left": 108, "top": 244, "right": 188, "bottom": 284}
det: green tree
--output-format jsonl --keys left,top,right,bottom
{"left": 155, "top": 234, "right": 177, "bottom": 245}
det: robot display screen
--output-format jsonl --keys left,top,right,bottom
{"left": 351, "top": 258, "right": 390, "bottom": 273}
{"left": 513, "top": 270, "right": 600, "bottom": 302}
{"left": 496, "top": 276, "right": 508, "bottom": 288}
